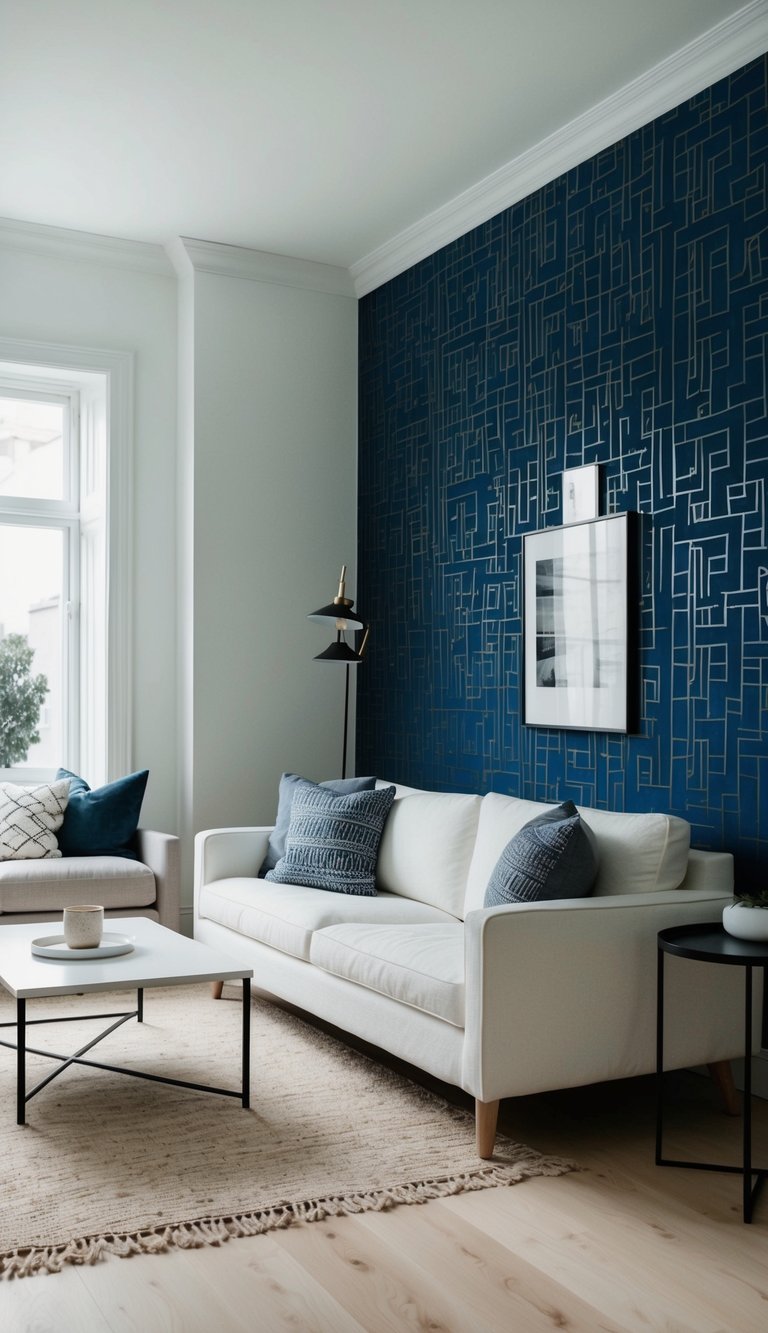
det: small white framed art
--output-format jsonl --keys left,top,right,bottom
{"left": 562, "top": 464, "right": 600, "bottom": 525}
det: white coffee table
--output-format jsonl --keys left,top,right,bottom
{"left": 0, "top": 917, "right": 253, "bottom": 1124}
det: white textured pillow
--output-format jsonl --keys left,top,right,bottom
{"left": 0, "top": 780, "right": 70, "bottom": 860}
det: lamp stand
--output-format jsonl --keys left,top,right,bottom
{"left": 342, "top": 662, "right": 350, "bottom": 780}
{"left": 309, "top": 566, "right": 369, "bottom": 781}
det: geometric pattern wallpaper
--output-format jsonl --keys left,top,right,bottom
{"left": 358, "top": 56, "right": 768, "bottom": 878}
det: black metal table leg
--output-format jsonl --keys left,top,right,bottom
{"left": 16, "top": 998, "right": 25, "bottom": 1126}
{"left": 655, "top": 943, "right": 664, "bottom": 1164}
{"left": 744, "top": 966, "right": 753, "bottom": 1222}
{"left": 242, "top": 977, "right": 251, "bottom": 1109}
{"left": 137, "top": 988, "right": 144, "bottom": 1023}
{"left": 656, "top": 925, "right": 768, "bottom": 1223}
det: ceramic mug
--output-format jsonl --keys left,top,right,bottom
{"left": 63, "top": 904, "right": 104, "bottom": 949}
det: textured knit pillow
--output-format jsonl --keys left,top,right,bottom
{"left": 259, "top": 772, "right": 377, "bottom": 875}
{"left": 265, "top": 783, "right": 396, "bottom": 895}
{"left": 484, "top": 800, "right": 598, "bottom": 907}
{"left": 55, "top": 767, "right": 149, "bottom": 859}
{"left": 0, "top": 779, "right": 70, "bottom": 860}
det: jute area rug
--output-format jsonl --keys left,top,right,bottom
{"left": 0, "top": 983, "right": 573, "bottom": 1278}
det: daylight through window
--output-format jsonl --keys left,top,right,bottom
{"left": 0, "top": 368, "right": 107, "bottom": 782}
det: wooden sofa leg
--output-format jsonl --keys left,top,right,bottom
{"left": 708, "top": 1060, "right": 740, "bottom": 1116}
{"left": 476, "top": 1098, "right": 500, "bottom": 1159}
{"left": 210, "top": 981, "right": 224, "bottom": 1000}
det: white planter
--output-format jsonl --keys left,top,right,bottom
{"left": 722, "top": 902, "right": 768, "bottom": 942}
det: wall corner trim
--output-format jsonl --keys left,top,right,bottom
{"left": 174, "top": 236, "right": 357, "bottom": 298}
{"left": 0, "top": 216, "right": 174, "bottom": 277}
{"left": 350, "top": 0, "right": 768, "bottom": 296}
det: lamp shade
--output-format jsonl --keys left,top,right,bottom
{"left": 307, "top": 602, "right": 365, "bottom": 630}
{"left": 314, "top": 640, "right": 364, "bottom": 664}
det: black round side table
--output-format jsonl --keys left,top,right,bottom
{"left": 656, "top": 922, "right": 768, "bottom": 1223}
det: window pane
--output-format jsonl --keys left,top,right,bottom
{"left": 0, "top": 525, "right": 64, "bottom": 768}
{"left": 0, "top": 396, "right": 65, "bottom": 500}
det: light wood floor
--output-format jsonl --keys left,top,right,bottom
{"left": 2, "top": 1053, "right": 768, "bottom": 1331}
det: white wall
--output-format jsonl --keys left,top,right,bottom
{"left": 0, "top": 242, "right": 178, "bottom": 835}
{"left": 177, "top": 246, "right": 359, "bottom": 851}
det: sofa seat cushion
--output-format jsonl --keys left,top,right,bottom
{"left": 0, "top": 855, "right": 155, "bottom": 914}
{"left": 376, "top": 791, "right": 482, "bottom": 918}
{"left": 310, "top": 923, "right": 465, "bottom": 1028}
{"left": 464, "top": 792, "right": 691, "bottom": 913}
{"left": 198, "top": 879, "right": 459, "bottom": 962}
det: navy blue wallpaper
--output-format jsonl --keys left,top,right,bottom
{"left": 357, "top": 56, "right": 768, "bottom": 877}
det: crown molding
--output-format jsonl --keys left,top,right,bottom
{"left": 172, "top": 236, "right": 356, "bottom": 298}
{"left": 351, "top": 0, "right": 768, "bottom": 296}
{"left": 0, "top": 216, "right": 173, "bottom": 277}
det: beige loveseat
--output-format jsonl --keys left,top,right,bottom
{"left": 0, "top": 829, "right": 181, "bottom": 932}
{"left": 194, "top": 782, "right": 753, "bottom": 1157}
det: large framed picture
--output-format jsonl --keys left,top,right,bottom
{"left": 523, "top": 513, "right": 636, "bottom": 732}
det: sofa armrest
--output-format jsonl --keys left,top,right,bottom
{"left": 462, "top": 886, "right": 741, "bottom": 1103}
{"left": 677, "top": 847, "right": 734, "bottom": 892}
{"left": 135, "top": 829, "right": 181, "bottom": 932}
{"left": 193, "top": 827, "right": 273, "bottom": 919}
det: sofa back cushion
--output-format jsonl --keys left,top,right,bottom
{"left": 577, "top": 806, "right": 690, "bottom": 897}
{"left": 464, "top": 792, "right": 691, "bottom": 914}
{"left": 376, "top": 791, "right": 482, "bottom": 919}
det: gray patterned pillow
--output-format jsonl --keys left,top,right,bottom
{"left": 265, "top": 784, "right": 396, "bottom": 895}
{"left": 484, "top": 800, "right": 598, "bottom": 907}
{"left": 260, "top": 772, "right": 376, "bottom": 875}
{"left": 0, "top": 780, "right": 71, "bottom": 860}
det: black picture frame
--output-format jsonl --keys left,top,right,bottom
{"left": 523, "top": 513, "right": 636, "bottom": 732}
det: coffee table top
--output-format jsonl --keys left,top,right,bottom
{"left": 0, "top": 917, "right": 253, "bottom": 998}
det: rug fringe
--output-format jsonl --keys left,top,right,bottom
{"left": 0, "top": 1155, "right": 575, "bottom": 1279}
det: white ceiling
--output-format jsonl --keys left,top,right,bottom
{"left": 0, "top": 1, "right": 761, "bottom": 274}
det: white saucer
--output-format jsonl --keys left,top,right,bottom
{"left": 31, "top": 932, "right": 135, "bottom": 960}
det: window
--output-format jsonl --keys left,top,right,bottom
{"left": 0, "top": 388, "right": 80, "bottom": 776}
{"left": 0, "top": 341, "right": 133, "bottom": 785}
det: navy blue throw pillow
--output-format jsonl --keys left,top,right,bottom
{"left": 55, "top": 768, "right": 149, "bottom": 859}
{"left": 259, "top": 772, "right": 376, "bottom": 876}
{"left": 484, "top": 800, "right": 598, "bottom": 907}
{"left": 265, "top": 783, "right": 395, "bottom": 895}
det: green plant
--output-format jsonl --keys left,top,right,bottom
{"left": 735, "top": 890, "right": 768, "bottom": 909}
{"left": 0, "top": 633, "right": 49, "bottom": 767}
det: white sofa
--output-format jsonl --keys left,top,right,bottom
{"left": 0, "top": 829, "right": 181, "bottom": 932}
{"left": 194, "top": 783, "right": 753, "bottom": 1156}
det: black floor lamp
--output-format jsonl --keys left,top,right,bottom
{"left": 308, "top": 565, "right": 369, "bottom": 779}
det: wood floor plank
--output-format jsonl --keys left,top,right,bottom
{"left": 272, "top": 1213, "right": 499, "bottom": 1333}
{"left": 75, "top": 1247, "right": 251, "bottom": 1333}
{"left": 358, "top": 1196, "right": 623, "bottom": 1332}
{"left": 0, "top": 1264, "right": 109, "bottom": 1333}
{"left": 444, "top": 1172, "right": 768, "bottom": 1332}
{"left": 185, "top": 1232, "right": 368, "bottom": 1332}
{"left": 441, "top": 1185, "right": 727, "bottom": 1333}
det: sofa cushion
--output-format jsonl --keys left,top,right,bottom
{"left": 56, "top": 768, "right": 149, "bottom": 859}
{"left": 260, "top": 772, "right": 376, "bottom": 875}
{"left": 577, "top": 806, "right": 690, "bottom": 896}
{"left": 0, "top": 855, "right": 156, "bottom": 914}
{"left": 484, "top": 801, "right": 598, "bottom": 907}
{"left": 0, "top": 780, "right": 70, "bottom": 861}
{"left": 310, "top": 923, "right": 465, "bottom": 1027}
{"left": 198, "top": 878, "right": 459, "bottom": 962}
{"left": 376, "top": 791, "right": 482, "bottom": 919}
{"left": 265, "top": 784, "right": 395, "bottom": 895}
{"left": 464, "top": 792, "right": 691, "bottom": 913}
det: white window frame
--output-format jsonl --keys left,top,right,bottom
{"left": 0, "top": 337, "right": 133, "bottom": 785}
